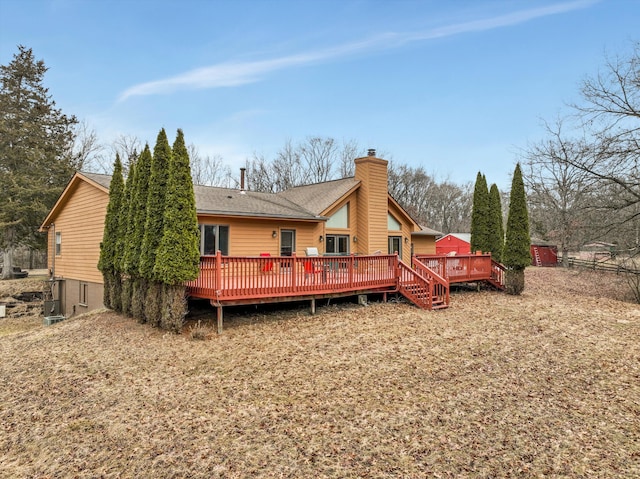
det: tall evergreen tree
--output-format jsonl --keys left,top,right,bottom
{"left": 155, "top": 129, "right": 201, "bottom": 332}
{"left": 122, "top": 145, "right": 151, "bottom": 277}
{"left": 487, "top": 183, "right": 505, "bottom": 263}
{"left": 116, "top": 161, "right": 135, "bottom": 315}
{"left": 122, "top": 144, "right": 152, "bottom": 322}
{"left": 155, "top": 130, "right": 200, "bottom": 285}
{"left": 0, "top": 45, "right": 78, "bottom": 277}
{"left": 139, "top": 129, "right": 172, "bottom": 326}
{"left": 139, "top": 129, "right": 172, "bottom": 281}
{"left": 470, "top": 172, "right": 489, "bottom": 253}
{"left": 97, "top": 154, "right": 124, "bottom": 309}
{"left": 504, "top": 163, "right": 531, "bottom": 294}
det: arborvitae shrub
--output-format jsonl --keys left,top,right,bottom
{"left": 504, "top": 163, "right": 531, "bottom": 295}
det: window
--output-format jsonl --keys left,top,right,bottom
{"left": 388, "top": 236, "right": 402, "bottom": 256}
{"left": 326, "top": 235, "right": 349, "bottom": 255}
{"left": 79, "top": 282, "right": 89, "bottom": 306}
{"left": 280, "top": 229, "right": 296, "bottom": 256}
{"left": 388, "top": 213, "right": 401, "bottom": 231}
{"left": 199, "top": 224, "right": 229, "bottom": 255}
{"left": 55, "top": 232, "right": 62, "bottom": 255}
{"left": 327, "top": 203, "right": 349, "bottom": 228}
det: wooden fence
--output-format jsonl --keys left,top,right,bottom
{"left": 564, "top": 256, "right": 640, "bottom": 275}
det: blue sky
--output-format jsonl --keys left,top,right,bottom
{"left": 1, "top": 0, "right": 638, "bottom": 189}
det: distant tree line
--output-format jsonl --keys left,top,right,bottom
{"left": 241, "top": 138, "right": 475, "bottom": 234}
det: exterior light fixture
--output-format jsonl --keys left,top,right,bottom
{"left": 272, "top": 230, "right": 277, "bottom": 238}
{"left": 353, "top": 236, "right": 358, "bottom": 243}
{"left": 319, "top": 235, "right": 323, "bottom": 242}
{"left": 405, "top": 237, "right": 409, "bottom": 244}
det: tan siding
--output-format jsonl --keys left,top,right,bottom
{"left": 412, "top": 236, "right": 436, "bottom": 255}
{"left": 322, "top": 193, "right": 360, "bottom": 255}
{"left": 388, "top": 202, "right": 414, "bottom": 263}
{"left": 355, "top": 157, "right": 389, "bottom": 255}
{"left": 52, "top": 181, "right": 108, "bottom": 284}
{"left": 197, "top": 215, "right": 323, "bottom": 256}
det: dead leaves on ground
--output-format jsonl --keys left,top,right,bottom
{"left": 0, "top": 268, "right": 639, "bottom": 478}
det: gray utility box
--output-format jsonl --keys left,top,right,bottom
{"left": 44, "top": 300, "right": 60, "bottom": 316}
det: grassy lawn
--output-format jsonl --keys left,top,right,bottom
{"left": 0, "top": 268, "right": 639, "bottom": 478}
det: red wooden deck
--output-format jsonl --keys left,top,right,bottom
{"left": 186, "top": 252, "right": 504, "bottom": 314}
{"left": 414, "top": 254, "right": 505, "bottom": 289}
{"left": 186, "top": 252, "right": 399, "bottom": 305}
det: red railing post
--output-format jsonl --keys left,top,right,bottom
{"left": 291, "top": 252, "right": 297, "bottom": 292}
{"left": 349, "top": 253, "right": 354, "bottom": 286}
{"left": 216, "top": 250, "right": 222, "bottom": 294}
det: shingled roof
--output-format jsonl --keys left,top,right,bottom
{"left": 82, "top": 172, "right": 112, "bottom": 190}
{"left": 194, "top": 185, "right": 322, "bottom": 220}
{"left": 276, "top": 177, "right": 360, "bottom": 215}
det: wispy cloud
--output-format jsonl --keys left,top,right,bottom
{"left": 118, "top": 0, "right": 597, "bottom": 102}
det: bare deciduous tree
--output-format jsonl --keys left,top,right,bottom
{"left": 525, "top": 42, "right": 640, "bottom": 257}
{"left": 521, "top": 120, "right": 598, "bottom": 265}
{"left": 72, "top": 120, "right": 105, "bottom": 172}
{"left": 569, "top": 43, "right": 640, "bottom": 242}
{"left": 246, "top": 136, "right": 362, "bottom": 192}
{"left": 299, "top": 137, "right": 337, "bottom": 184}
{"left": 111, "top": 134, "right": 142, "bottom": 171}
{"left": 388, "top": 163, "right": 472, "bottom": 233}
{"left": 339, "top": 139, "right": 362, "bottom": 178}
{"left": 188, "top": 143, "right": 233, "bottom": 187}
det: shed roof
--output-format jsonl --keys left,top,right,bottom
{"left": 413, "top": 225, "right": 443, "bottom": 237}
{"left": 436, "top": 233, "right": 471, "bottom": 243}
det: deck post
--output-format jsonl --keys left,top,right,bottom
{"left": 217, "top": 306, "right": 223, "bottom": 334}
{"left": 310, "top": 298, "right": 316, "bottom": 315}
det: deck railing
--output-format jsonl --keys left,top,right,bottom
{"left": 490, "top": 259, "right": 506, "bottom": 287}
{"left": 414, "top": 253, "right": 496, "bottom": 283}
{"left": 411, "top": 257, "right": 450, "bottom": 307}
{"left": 186, "top": 251, "right": 400, "bottom": 304}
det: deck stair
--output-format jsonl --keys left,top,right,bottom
{"left": 486, "top": 259, "right": 506, "bottom": 290}
{"left": 398, "top": 259, "right": 450, "bottom": 310}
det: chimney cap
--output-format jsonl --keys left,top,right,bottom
{"left": 367, "top": 148, "right": 376, "bottom": 157}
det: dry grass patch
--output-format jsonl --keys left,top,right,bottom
{"left": 1, "top": 268, "right": 639, "bottom": 478}
{"left": 0, "top": 276, "right": 47, "bottom": 336}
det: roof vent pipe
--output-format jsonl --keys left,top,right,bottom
{"left": 367, "top": 148, "right": 376, "bottom": 157}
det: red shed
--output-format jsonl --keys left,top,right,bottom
{"left": 436, "top": 233, "right": 471, "bottom": 255}
{"left": 530, "top": 241, "right": 558, "bottom": 267}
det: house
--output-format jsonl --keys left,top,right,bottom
{"left": 435, "top": 233, "right": 471, "bottom": 255}
{"left": 39, "top": 152, "right": 443, "bottom": 317}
